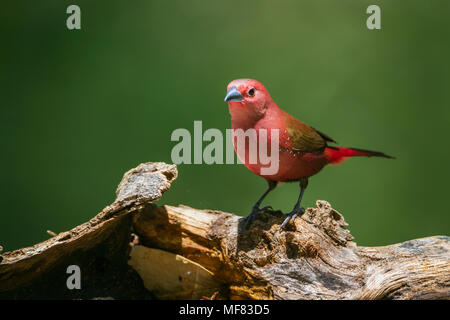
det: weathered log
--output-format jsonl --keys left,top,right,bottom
{"left": 0, "top": 162, "right": 448, "bottom": 299}
{"left": 0, "top": 162, "right": 178, "bottom": 299}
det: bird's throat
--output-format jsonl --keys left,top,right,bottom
{"left": 229, "top": 104, "right": 265, "bottom": 130}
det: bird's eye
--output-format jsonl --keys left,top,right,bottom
{"left": 248, "top": 88, "right": 256, "bottom": 96}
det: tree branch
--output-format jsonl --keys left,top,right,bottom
{"left": 0, "top": 162, "right": 448, "bottom": 299}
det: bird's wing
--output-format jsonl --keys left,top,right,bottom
{"left": 285, "top": 115, "right": 330, "bottom": 154}
{"left": 310, "top": 127, "right": 337, "bottom": 144}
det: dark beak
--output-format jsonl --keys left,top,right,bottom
{"left": 224, "top": 86, "right": 243, "bottom": 102}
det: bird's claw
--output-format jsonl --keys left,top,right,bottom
{"left": 244, "top": 207, "right": 257, "bottom": 229}
{"left": 280, "top": 207, "right": 305, "bottom": 229}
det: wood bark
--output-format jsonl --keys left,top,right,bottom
{"left": 0, "top": 162, "right": 448, "bottom": 299}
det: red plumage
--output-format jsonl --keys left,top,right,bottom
{"left": 224, "top": 79, "right": 394, "bottom": 228}
{"left": 326, "top": 146, "right": 394, "bottom": 164}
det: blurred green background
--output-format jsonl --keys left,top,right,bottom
{"left": 1, "top": 1, "right": 449, "bottom": 251}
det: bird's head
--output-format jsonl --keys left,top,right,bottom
{"left": 224, "top": 79, "right": 271, "bottom": 121}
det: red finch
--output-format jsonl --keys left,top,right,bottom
{"left": 224, "top": 79, "right": 394, "bottom": 229}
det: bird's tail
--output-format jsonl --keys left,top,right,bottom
{"left": 325, "top": 146, "right": 395, "bottom": 164}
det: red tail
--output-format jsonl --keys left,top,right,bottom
{"left": 326, "top": 146, "right": 394, "bottom": 164}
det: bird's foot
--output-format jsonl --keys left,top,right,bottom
{"left": 244, "top": 206, "right": 272, "bottom": 229}
{"left": 244, "top": 207, "right": 258, "bottom": 229}
{"left": 280, "top": 207, "right": 305, "bottom": 229}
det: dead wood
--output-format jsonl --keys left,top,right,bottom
{"left": 0, "top": 162, "right": 448, "bottom": 300}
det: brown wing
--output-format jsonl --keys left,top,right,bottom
{"left": 285, "top": 115, "right": 328, "bottom": 154}
{"left": 311, "top": 127, "right": 338, "bottom": 144}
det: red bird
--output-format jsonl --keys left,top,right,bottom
{"left": 224, "top": 79, "right": 394, "bottom": 229}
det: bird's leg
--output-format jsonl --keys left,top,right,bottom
{"left": 245, "top": 180, "right": 278, "bottom": 229}
{"left": 281, "top": 178, "right": 309, "bottom": 229}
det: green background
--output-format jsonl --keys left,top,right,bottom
{"left": 1, "top": 1, "right": 449, "bottom": 251}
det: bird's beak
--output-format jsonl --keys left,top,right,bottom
{"left": 224, "top": 86, "right": 243, "bottom": 102}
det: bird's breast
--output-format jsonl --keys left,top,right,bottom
{"left": 231, "top": 125, "right": 328, "bottom": 181}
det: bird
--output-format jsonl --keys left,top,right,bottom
{"left": 224, "top": 78, "right": 394, "bottom": 229}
